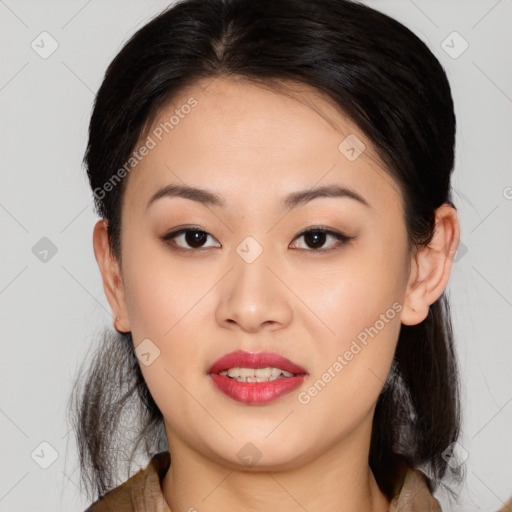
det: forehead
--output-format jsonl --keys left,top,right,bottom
{"left": 123, "top": 76, "right": 403, "bottom": 216}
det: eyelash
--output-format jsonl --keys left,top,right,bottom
{"left": 160, "top": 226, "right": 355, "bottom": 254}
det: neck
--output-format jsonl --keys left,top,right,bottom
{"left": 162, "top": 414, "right": 390, "bottom": 512}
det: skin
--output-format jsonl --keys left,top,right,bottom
{"left": 93, "top": 76, "right": 460, "bottom": 512}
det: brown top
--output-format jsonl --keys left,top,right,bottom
{"left": 83, "top": 451, "right": 509, "bottom": 512}
{"left": 499, "top": 498, "right": 512, "bottom": 512}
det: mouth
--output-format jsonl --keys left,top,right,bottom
{"left": 207, "top": 349, "right": 307, "bottom": 378}
{"left": 217, "top": 366, "right": 300, "bottom": 382}
{"left": 207, "top": 350, "right": 308, "bottom": 404}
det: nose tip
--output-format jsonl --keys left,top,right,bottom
{"left": 216, "top": 262, "right": 294, "bottom": 333}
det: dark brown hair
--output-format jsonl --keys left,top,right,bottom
{"left": 68, "top": 0, "right": 465, "bottom": 505}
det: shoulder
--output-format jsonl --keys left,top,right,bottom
{"left": 389, "top": 465, "right": 442, "bottom": 512}
{"left": 84, "top": 451, "right": 171, "bottom": 512}
{"left": 497, "top": 497, "right": 512, "bottom": 511}
{"left": 390, "top": 465, "right": 512, "bottom": 512}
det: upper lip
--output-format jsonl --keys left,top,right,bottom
{"left": 208, "top": 350, "right": 308, "bottom": 375}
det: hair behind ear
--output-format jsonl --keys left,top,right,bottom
{"left": 68, "top": 328, "right": 167, "bottom": 500}
{"left": 369, "top": 294, "right": 464, "bottom": 501}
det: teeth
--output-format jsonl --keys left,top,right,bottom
{"left": 226, "top": 375, "right": 285, "bottom": 383}
{"left": 219, "top": 366, "right": 295, "bottom": 380}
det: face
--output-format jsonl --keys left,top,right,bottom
{"left": 108, "top": 76, "right": 416, "bottom": 469}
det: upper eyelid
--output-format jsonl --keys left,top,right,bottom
{"left": 162, "top": 226, "right": 352, "bottom": 250}
{"left": 162, "top": 226, "right": 343, "bottom": 240}
{"left": 162, "top": 227, "right": 220, "bottom": 245}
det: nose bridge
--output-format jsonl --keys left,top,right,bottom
{"left": 235, "top": 234, "right": 267, "bottom": 267}
{"left": 216, "top": 233, "right": 293, "bottom": 331}
{"left": 231, "top": 233, "right": 276, "bottom": 299}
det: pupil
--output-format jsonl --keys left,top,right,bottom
{"left": 186, "top": 230, "right": 207, "bottom": 248}
{"left": 306, "top": 231, "right": 325, "bottom": 249}
{"left": 184, "top": 230, "right": 327, "bottom": 249}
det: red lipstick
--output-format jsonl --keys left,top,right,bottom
{"left": 207, "top": 350, "right": 308, "bottom": 405}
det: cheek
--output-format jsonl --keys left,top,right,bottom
{"left": 294, "top": 235, "right": 406, "bottom": 401}
{"left": 122, "top": 247, "right": 211, "bottom": 423}
{"left": 120, "top": 241, "right": 217, "bottom": 392}
{"left": 121, "top": 238, "right": 198, "bottom": 336}
{"left": 297, "top": 269, "right": 403, "bottom": 432}
{"left": 294, "top": 240, "right": 406, "bottom": 337}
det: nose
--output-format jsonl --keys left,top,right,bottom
{"left": 215, "top": 248, "right": 293, "bottom": 333}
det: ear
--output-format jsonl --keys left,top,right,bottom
{"left": 92, "top": 219, "right": 131, "bottom": 333}
{"left": 400, "top": 203, "right": 460, "bottom": 326}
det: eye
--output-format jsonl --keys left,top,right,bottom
{"left": 290, "top": 227, "right": 354, "bottom": 253}
{"left": 160, "top": 226, "right": 220, "bottom": 251}
{"left": 160, "top": 225, "right": 354, "bottom": 254}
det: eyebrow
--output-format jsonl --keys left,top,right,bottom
{"left": 145, "top": 183, "right": 370, "bottom": 211}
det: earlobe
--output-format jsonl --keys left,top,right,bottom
{"left": 92, "top": 219, "right": 131, "bottom": 332}
{"left": 400, "top": 204, "right": 460, "bottom": 326}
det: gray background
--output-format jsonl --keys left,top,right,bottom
{"left": 1, "top": 0, "right": 511, "bottom": 510}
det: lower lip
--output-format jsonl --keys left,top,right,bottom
{"left": 209, "top": 374, "right": 306, "bottom": 404}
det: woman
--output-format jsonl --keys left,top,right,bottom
{"left": 68, "top": 0, "right": 488, "bottom": 510}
